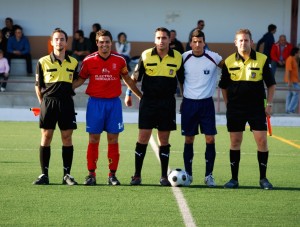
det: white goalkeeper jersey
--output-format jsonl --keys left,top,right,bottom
{"left": 182, "top": 50, "right": 222, "bottom": 100}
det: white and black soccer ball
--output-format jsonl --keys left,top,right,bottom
{"left": 168, "top": 168, "right": 190, "bottom": 187}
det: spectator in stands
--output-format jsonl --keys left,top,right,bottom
{"left": 169, "top": 29, "right": 184, "bottom": 96}
{"left": 0, "top": 49, "right": 10, "bottom": 92}
{"left": 0, "top": 30, "right": 6, "bottom": 56}
{"left": 89, "top": 23, "right": 101, "bottom": 53}
{"left": 115, "top": 32, "right": 132, "bottom": 71}
{"left": 2, "top": 17, "right": 17, "bottom": 56}
{"left": 170, "top": 29, "right": 184, "bottom": 54}
{"left": 284, "top": 47, "right": 300, "bottom": 114}
{"left": 71, "top": 30, "right": 91, "bottom": 61}
{"left": 256, "top": 24, "right": 277, "bottom": 61}
{"left": 186, "top": 20, "right": 209, "bottom": 51}
{"left": 270, "top": 34, "right": 293, "bottom": 76}
{"left": 7, "top": 25, "right": 33, "bottom": 76}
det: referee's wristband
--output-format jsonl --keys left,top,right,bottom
{"left": 126, "top": 89, "right": 132, "bottom": 96}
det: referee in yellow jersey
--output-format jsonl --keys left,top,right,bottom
{"left": 33, "top": 28, "right": 79, "bottom": 185}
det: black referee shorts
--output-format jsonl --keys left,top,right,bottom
{"left": 226, "top": 109, "right": 267, "bottom": 132}
{"left": 139, "top": 96, "right": 176, "bottom": 131}
{"left": 40, "top": 97, "right": 77, "bottom": 130}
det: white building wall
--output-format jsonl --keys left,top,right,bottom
{"left": 0, "top": 0, "right": 297, "bottom": 44}
{"left": 0, "top": 0, "right": 74, "bottom": 36}
{"left": 80, "top": 0, "right": 293, "bottom": 44}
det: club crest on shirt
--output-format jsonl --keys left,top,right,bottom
{"left": 102, "top": 68, "right": 110, "bottom": 74}
{"left": 169, "top": 69, "right": 174, "bottom": 75}
{"left": 69, "top": 74, "right": 73, "bottom": 80}
{"left": 204, "top": 69, "right": 210, "bottom": 75}
{"left": 112, "top": 63, "right": 117, "bottom": 70}
{"left": 251, "top": 72, "right": 256, "bottom": 78}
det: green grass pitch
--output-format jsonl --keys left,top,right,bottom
{"left": 0, "top": 122, "right": 299, "bottom": 226}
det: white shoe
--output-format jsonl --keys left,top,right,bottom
{"left": 63, "top": 174, "right": 78, "bottom": 185}
{"left": 0, "top": 87, "right": 5, "bottom": 92}
{"left": 204, "top": 174, "right": 216, "bottom": 187}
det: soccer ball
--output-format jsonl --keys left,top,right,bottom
{"left": 168, "top": 168, "right": 190, "bottom": 187}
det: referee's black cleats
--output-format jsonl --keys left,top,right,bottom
{"left": 160, "top": 177, "right": 171, "bottom": 186}
{"left": 259, "top": 178, "right": 273, "bottom": 190}
{"left": 130, "top": 176, "right": 142, "bottom": 185}
{"left": 224, "top": 178, "right": 273, "bottom": 189}
{"left": 63, "top": 174, "right": 78, "bottom": 186}
{"left": 33, "top": 174, "right": 49, "bottom": 185}
{"left": 224, "top": 179, "right": 239, "bottom": 189}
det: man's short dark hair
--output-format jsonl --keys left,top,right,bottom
{"left": 155, "top": 27, "right": 170, "bottom": 38}
{"left": 51, "top": 28, "right": 68, "bottom": 42}
{"left": 191, "top": 28, "right": 205, "bottom": 42}
{"left": 96, "top": 29, "right": 113, "bottom": 42}
{"left": 290, "top": 47, "right": 299, "bottom": 56}
{"left": 93, "top": 23, "right": 101, "bottom": 31}
{"left": 5, "top": 17, "right": 13, "bottom": 23}
{"left": 197, "top": 19, "right": 204, "bottom": 25}
{"left": 76, "top": 30, "right": 84, "bottom": 38}
{"left": 14, "top": 24, "right": 22, "bottom": 31}
{"left": 268, "top": 24, "right": 277, "bottom": 32}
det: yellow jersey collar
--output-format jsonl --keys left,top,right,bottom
{"left": 151, "top": 47, "right": 175, "bottom": 58}
{"left": 50, "top": 52, "right": 72, "bottom": 63}
{"left": 235, "top": 49, "right": 257, "bottom": 61}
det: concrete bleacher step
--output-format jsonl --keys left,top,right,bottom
{"left": 0, "top": 67, "right": 297, "bottom": 114}
{"left": 0, "top": 88, "right": 292, "bottom": 114}
{"left": 9, "top": 59, "right": 38, "bottom": 76}
{"left": 4, "top": 76, "right": 36, "bottom": 92}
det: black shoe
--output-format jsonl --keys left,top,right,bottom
{"left": 160, "top": 177, "right": 171, "bottom": 186}
{"left": 259, "top": 178, "right": 273, "bottom": 190}
{"left": 130, "top": 175, "right": 142, "bottom": 185}
{"left": 224, "top": 179, "right": 239, "bottom": 189}
{"left": 33, "top": 174, "right": 49, "bottom": 185}
{"left": 108, "top": 175, "right": 121, "bottom": 185}
{"left": 84, "top": 175, "right": 96, "bottom": 186}
{"left": 62, "top": 174, "right": 78, "bottom": 185}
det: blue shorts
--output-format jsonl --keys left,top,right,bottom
{"left": 181, "top": 97, "right": 217, "bottom": 136}
{"left": 86, "top": 97, "right": 124, "bottom": 134}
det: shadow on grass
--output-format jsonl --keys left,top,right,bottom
{"left": 32, "top": 183, "right": 300, "bottom": 191}
{"left": 187, "top": 185, "right": 300, "bottom": 191}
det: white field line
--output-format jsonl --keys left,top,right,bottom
{"left": 149, "top": 135, "right": 197, "bottom": 227}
